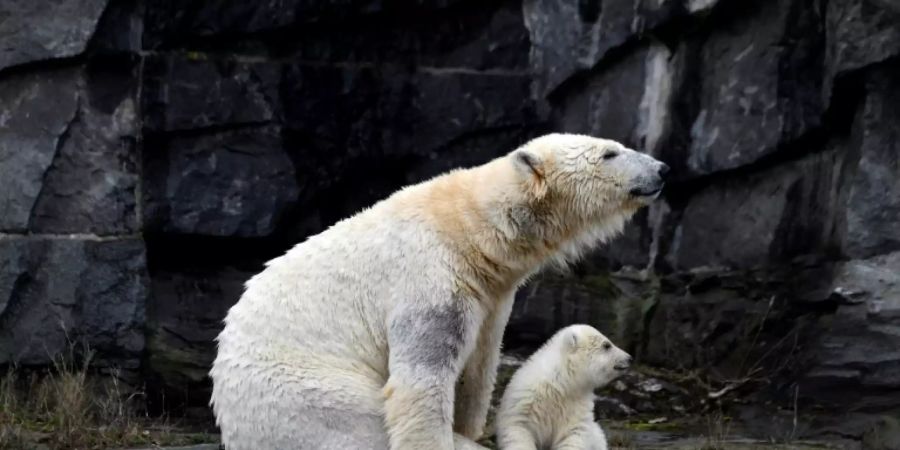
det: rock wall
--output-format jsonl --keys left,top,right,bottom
{"left": 1, "top": 0, "right": 899, "bottom": 418}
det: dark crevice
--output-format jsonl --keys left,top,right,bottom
{"left": 144, "top": 233, "right": 285, "bottom": 275}
{"left": 0, "top": 272, "right": 32, "bottom": 329}
{"left": 776, "top": 0, "right": 827, "bottom": 144}
{"left": 27, "top": 102, "right": 79, "bottom": 231}
{"left": 578, "top": 0, "right": 602, "bottom": 24}
{"left": 0, "top": 56, "right": 85, "bottom": 83}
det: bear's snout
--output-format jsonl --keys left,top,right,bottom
{"left": 628, "top": 178, "right": 665, "bottom": 197}
{"left": 628, "top": 158, "right": 668, "bottom": 198}
{"left": 614, "top": 355, "right": 632, "bottom": 371}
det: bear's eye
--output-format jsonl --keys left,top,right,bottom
{"left": 602, "top": 342, "right": 612, "bottom": 351}
{"left": 602, "top": 152, "right": 619, "bottom": 160}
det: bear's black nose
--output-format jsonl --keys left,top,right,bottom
{"left": 658, "top": 163, "right": 670, "bottom": 180}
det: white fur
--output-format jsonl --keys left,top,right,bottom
{"left": 209, "top": 134, "right": 664, "bottom": 449}
{"left": 497, "top": 325, "right": 631, "bottom": 450}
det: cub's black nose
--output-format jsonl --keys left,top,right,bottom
{"left": 658, "top": 163, "right": 671, "bottom": 179}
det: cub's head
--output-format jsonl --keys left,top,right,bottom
{"left": 511, "top": 133, "right": 669, "bottom": 223}
{"left": 557, "top": 324, "right": 631, "bottom": 389}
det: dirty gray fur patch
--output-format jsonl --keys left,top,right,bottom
{"left": 289, "top": 407, "right": 388, "bottom": 450}
{"left": 389, "top": 303, "right": 466, "bottom": 372}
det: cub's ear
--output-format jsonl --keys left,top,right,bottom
{"left": 513, "top": 149, "right": 544, "bottom": 179}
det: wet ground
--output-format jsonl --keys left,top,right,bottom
{"left": 120, "top": 429, "right": 858, "bottom": 450}
{"left": 604, "top": 424, "right": 859, "bottom": 449}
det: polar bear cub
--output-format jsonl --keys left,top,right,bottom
{"left": 497, "top": 325, "right": 631, "bottom": 450}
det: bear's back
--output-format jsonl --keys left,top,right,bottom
{"left": 215, "top": 187, "right": 456, "bottom": 377}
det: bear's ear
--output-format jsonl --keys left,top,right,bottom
{"left": 513, "top": 149, "right": 544, "bottom": 180}
{"left": 563, "top": 329, "right": 579, "bottom": 351}
{"left": 513, "top": 149, "right": 548, "bottom": 199}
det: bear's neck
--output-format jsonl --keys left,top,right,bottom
{"left": 424, "top": 162, "right": 634, "bottom": 302}
{"left": 454, "top": 197, "right": 629, "bottom": 301}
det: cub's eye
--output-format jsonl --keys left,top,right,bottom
{"left": 602, "top": 152, "right": 619, "bottom": 160}
{"left": 602, "top": 342, "right": 612, "bottom": 351}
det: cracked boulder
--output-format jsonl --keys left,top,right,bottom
{"left": 677, "top": 0, "right": 825, "bottom": 176}
{"left": 143, "top": 126, "right": 299, "bottom": 237}
{"left": 0, "top": 61, "right": 140, "bottom": 235}
{"left": 0, "top": 0, "right": 108, "bottom": 72}
{"left": 523, "top": 0, "right": 680, "bottom": 97}
{"left": 824, "top": 0, "right": 900, "bottom": 101}
{"left": 845, "top": 65, "right": 900, "bottom": 258}
{"left": 554, "top": 42, "right": 675, "bottom": 157}
{"left": 142, "top": 55, "right": 281, "bottom": 132}
{"left": 0, "top": 68, "right": 81, "bottom": 232}
{"left": 667, "top": 145, "right": 851, "bottom": 270}
{"left": 29, "top": 57, "right": 141, "bottom": 234}
{"left": 0, "top": 236, "right": 147, "bottom": 369}
{"left": 804, "top": 251, "right": 900, "bottom": 410}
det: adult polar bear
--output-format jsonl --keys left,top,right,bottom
{"left": 210, "top": 133, "right": 668, "bottom": 450}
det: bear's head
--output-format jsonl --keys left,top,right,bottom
{"left": 558, "top": 324, "right": 631, "bottom": 390}
{"left": 511, "top": 133, "right": 669, "bottom": 225}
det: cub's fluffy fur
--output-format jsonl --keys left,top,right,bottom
{"left": 497, "top": 325, "right": 631, "bottom": 450}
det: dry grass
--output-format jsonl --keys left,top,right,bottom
{"left": 608, "top": 431, "right": 637, "bottom": 449}
{"left": 0, "top": 344, "right": 214, "bottom": 450}
{"left": 701, "top": 409, "right": 733, "bottom": 450}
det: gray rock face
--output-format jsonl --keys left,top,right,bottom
{"left": 507, "top": 269, "right": 654, "bottom": 353}
{"left": 0, "top": 0, "right": 108, "bottom": 72}
{"left": 143, "top": 0, "right": 470, "bottom": 49}
{"left": 681, "top": 0, "right": 824, "bottom": 176}
{"left": 0, "top": 61, "right": 139, "bottom": 235}
{"left": 144, "top": 126, "right": 298, "bottom": 237}
{"left": 142, "top": 55, "right": 281, "bottom": 132}
{"left": 0, "top": 236, "right": 147, "bottom": 368}
{"left": 523, "top": 0, "right": 679, "bottom": 97}
{"left": 555, "top": 42, "right": 675, "bottom": 156}
{"left": 824, "top": 0, "right": 900, "bottom": 100}
{"left": 146, "top": 267, "right": 252, "bottom": 410}
{"left": 804, "top": 251, "right": 900, "bottom": 409}
{"left": 89, "top": 0, "right": 144, "bottom": 53}
{"left": 276, "top": 1, "right": 530, "bottom": 71}
{"left": 29, "top": 58, "right": 140, "bottom": 234}
{"left": 845, "top": 66, "right": 900, "bottom": 258}
{"left": 670, "top": 147, "right": 851, "bottom": 270}
{"left": 282, "top": 65, "right": 539, "bottom": 157}
{"left": 642, "top": 262, "right": 837, "bottom": 372}
{"left": 0, "top": 69, "right": 81, "bottom": 232}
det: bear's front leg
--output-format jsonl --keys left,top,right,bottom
{"left": 384, "top": 302, "right": 482, "bottom": 450}
{"left": 496, "top": 423, "right": 539, "bottom": 450}
{"left": 454, "top": 294, "right": 515, "bottom": 439}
